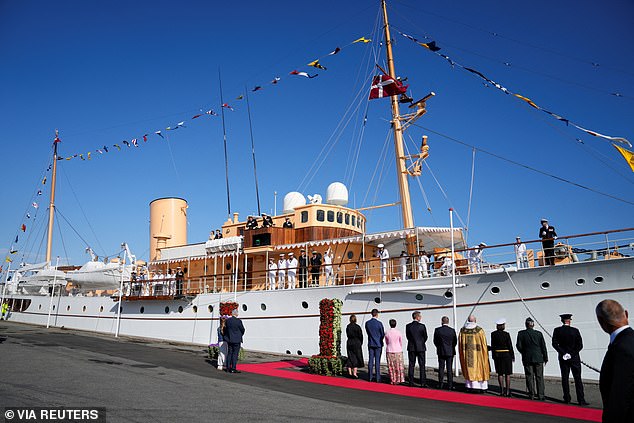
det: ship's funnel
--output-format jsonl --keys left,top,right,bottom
{"left": 149, "top": 197, "right": 188, "bottom": 261}
{"left": 283, "top": 192, "right": 306, "bottom": 214}
{"left": 326, "top": 182, "right": 348, "bottom": 206}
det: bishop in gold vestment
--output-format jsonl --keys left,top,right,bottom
{"left": 459, "top": 316, "right": 490, "bottom": 390}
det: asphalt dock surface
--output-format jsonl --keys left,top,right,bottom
{"left": 0, "top": 321, "right": 601, "bottom": 422}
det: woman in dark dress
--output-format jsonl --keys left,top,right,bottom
{"left": 346, "top": 314, "right": 364, "bottom": 378}
{"left": 491, "top": 318, "right": 515, "bottom": 396}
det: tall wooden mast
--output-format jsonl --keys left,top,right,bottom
{"left": 45, "top": 130, "right": 60, "bottom": 263}
{"left": 381, "top": 0, "right": 414, "bottom": 231}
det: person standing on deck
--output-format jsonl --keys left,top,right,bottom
{"left": 323, "top": 247, "right": 334, "bottom": 286}
{"left": 286, "top": 252, "right": 298, "bottom": 289}
{"left": 514, "top": 236, "right": 529, "bottom": 269}
{"left": 459, "top": 315, "right": 490, "bottom": 393}
{"left": 175, "top": 266, "right": 184, "bottom": 296}
{"left": 468, "top": 243, "right": 486, "bottom": 273}
{"left": 539, "top": 218, "right": 557, "bottom": 266}
{"left": 282, "top": 217, "right": 293, "bottom": 228}
{"left": 310, "top": 251, "right": 321, "bottom": 287}
{"left": 267, "top": 258, "right": 277, "bottom": 290}
{"left": 377, "top": 244, "right": 389, "bottom": 282}
{"left": 398, "top": 251, "right": 408, "bottom": 281}
{"left": 298, "top": 249, "right": 308, "bottom": 288}
{"left": 277, "top": 254, "right": 287, "bottom": 289}
{"left": 418, "top": 252, "right": 429, "bottom": 278}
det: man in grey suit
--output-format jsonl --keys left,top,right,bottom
{"left": 516, "top": 317, "right": 548, "bottom": 400}
{"left": 406, "top": 311, "right": 428, "bottom": 387}
{"left": 433, "top": 316, "right": 457, "bottom": 390}
{"left": 224, "top": 309, "right": 245, "bottom": 373}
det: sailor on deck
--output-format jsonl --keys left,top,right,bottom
{"left": 398, "top": 251, "right": 408, "bottom": 281}
{"left": 323, "top": 247, "right": 334, "bottom": 286}
{"left": 267, "top": 258, "right": 277, "bottom": 290}
{"left": 282, "top": 217, "right": 293, "bottom": 228}
{"left": 468, "top": 242, "right": 486, "bottom": 273}
{"left": 377, "top": 244, "right": 389, "bottom": 282}
{"left": 418, "top": 252, "right": 429, "bottom": 278}
{"left": 286, "top": 252, "right": 298, "bottom": 289}
{"left": 514, "top": 236, "right": 529, "bottom": 269}
{"left": 277, "top": 254, "right": 287, "bottom": 289}
{"left": 440, "top": 255, "right": 455, "bottom": 276}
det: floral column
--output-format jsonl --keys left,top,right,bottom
{"left": 309, "top": 298, "right": 343, "bottom": 376}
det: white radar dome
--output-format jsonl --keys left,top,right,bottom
{"left": 326, "top": 182, "right": 349, "bottom": 206}
{"left": 283, "top": 192, "right": 306, "bottom": 214}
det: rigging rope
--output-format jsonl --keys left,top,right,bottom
{"left": 504, "top": 268, "right": 601, "bottom": 373}
{"left": 422, "top": 160, "right": 468, "bottom": 229}
{"left": 414, "top": 123, "right": 634, "bottom": 206}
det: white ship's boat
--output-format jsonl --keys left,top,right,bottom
{"left": 9, "top": 262, "right": 67, "bottom": 294}
{"left": 1, "top": 1, "right": 632, "bottom": 382}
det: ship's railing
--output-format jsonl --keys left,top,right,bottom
{"left": 117, "top": 228, "right": 633, "bottom": 297}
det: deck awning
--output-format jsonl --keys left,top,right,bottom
{"left": 273, "top": 226, "right": 465, "bottom": 252}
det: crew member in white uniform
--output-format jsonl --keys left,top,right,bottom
{"left": 418, "top": 252, "right": 429, "bottom": 278}
{"left": 286, "top": 252, "right": 298, "bottom": 289}
{"left": 377, "top": 244, "right": 389, "bottom": 282}
{"left": 267, "top": 258, "right": 277, "bottom": 290}
{"left": 440, "top": 256, "right": 455, "bottom": 276}
{"left": 277, "top": 254, "right": 287, "bottom": 289}
{"left": 468, "top": 242, "right": 486, "bottom": 273}
{"left": 398, "top": 251, "right": 408, "bottom": 281}
{"left": 323, "top": 247, "right": 334, "bottom": 286}
{"left": 514, "top": 236, "right": 529, "bottom": 269}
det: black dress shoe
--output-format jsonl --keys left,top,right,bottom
{"left": 579, "top": 401, "right": 590, "bottom": 406}
{"left": 231, "top": 370, "right": 241, "bottom": 373}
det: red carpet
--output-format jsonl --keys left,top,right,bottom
{"left": 239, "top": 359, "right": 600, "bottom": 422}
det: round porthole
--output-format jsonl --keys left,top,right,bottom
{"left": 208, "top": 305, "right": 214, "bottom": 313}
{"left": 541, "top": 281, "right": 550, "bottom": 290}
{"left": 225, "top": 263, "right": 232, "bottom": 271}
{"left": 297, "top": 350, "right": 303, "bottom": 356}
{"left": 242, "top": 304, "right": 248, "bottom": 312}
{"left": 415, "top": 294, "right": 423, "bottom": 301}
{"left": 165, "top": 306, "right": 170, "bottom": 314}
{"left": 347, "top": 251, "right": 354, "bottom": 259}
{"left": 261, "top": 303, "right": 267, "bottom": 311}
{"left": 301, "top": 301, "right": 309, "bottom": 309}
{"left": 594, "top": 276, "right": 604, "bottom": 284}
{"left": 444, "top": 290, "right": 453, "bottom": 299}
{"left": 178, "top": 306, "right": 183, "bottom": 313}
{"left": 82, "top": 306, "right": 86, "bottom": 312}
{"left": 66, "top": 305, "right": 71, "bottom": 311}
{"left": 575, "top": 278, "right": 585, "bottom": 286}
{"left": 193, "top": 305, "right": 198, "bottom": 313}
{"left": 286, "top": 350, "right": 291, "bottom": 354}
{"left": 99, "top": 306, "right": 104, "bottom": 312}
{"left": 490, "top": 286, "right": 500, "bottom": 295}
{"left": 140, "top": 306, "right": 145, "bottom": 314}
{"left": 374, "top": 297, "right": 382, "bottom": 304}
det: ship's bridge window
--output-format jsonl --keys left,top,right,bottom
{"left": 316, "top": 210, "right": 325, "bottom": 222}
{"left": 351, "top": 215, "right": 356, "bottom": 226}
{"left": 336, "top": 212, "right": 343, "bottom": 224}
{"left": 345, "top": 213, "right": 350, "bottom": 225}
{"left": 327, "top": 211, "right": 334, "bottom": 222}
{"left": 301, "top": 211, "right": 308, "bottom": 223}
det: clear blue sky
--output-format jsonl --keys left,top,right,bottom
{"left": 1, "top": 0, "right": 632, "bottom": 266}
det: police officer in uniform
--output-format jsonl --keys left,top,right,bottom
{"left": 552, "top": 313, "right": 589, "bottom": 405}
{"left": 539, "top": 218, "right": 557, "bottom": 266}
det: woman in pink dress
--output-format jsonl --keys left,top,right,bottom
{"left": 385, "top": 319, "right": 405, "bottom": 384}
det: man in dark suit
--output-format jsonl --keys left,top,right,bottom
{"left": 298, "top": 249, "right": 308, "bottom": 289}
{"left": 552, "top": 313, "right": 588, "bottom": 405}
{"left": 538, "top": 218, "right": 557, "bottom": 266}
{"left": 596, "top": 299, "right": 634, "bottom": 422}
{"left": 224, "top": 309, "right": 245, "bottom": 373}
{"left": 433, "top": 316, "right": 457, "bottom": 390}
{"left": 406, "top": 311, "right": 428, "bottom": 387}
{"left": 365, "top": 308, "right": 385, "bottom": 382}
{"left": 516, "top": 317, "right": 548, "bottom": 400}
{"left": 175, "top": 266, "right": 184, "bottom": 296}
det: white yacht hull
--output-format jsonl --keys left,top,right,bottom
{"left": 5, "top": 257, "right": 633, "bottom": 380}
